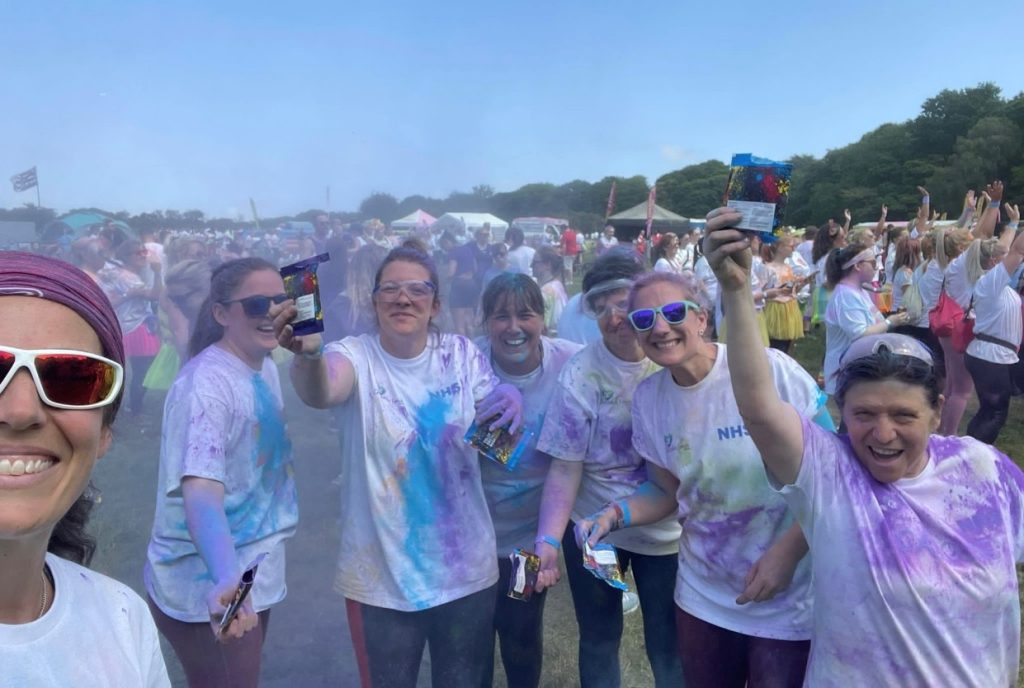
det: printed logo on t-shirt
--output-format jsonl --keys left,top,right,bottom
{"left": 716, "top": 423, "right": 750, "bottom": 441}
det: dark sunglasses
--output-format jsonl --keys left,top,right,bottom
{"left": 627, "top": 300, "right": 700, "bottom": 332}
{"left": 0, "top": 345, "right": 124, "bottom": 409}
{"left": 221, "top": 293, "right": 289, "bottom": 318}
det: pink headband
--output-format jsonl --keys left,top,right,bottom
{"left": 0, "top": 251, "right": 124, "bottom": 365}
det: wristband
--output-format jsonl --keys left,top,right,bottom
{"left": 535, "top": 535, "right": 560, "bottom": 551}
{"left": 989, "top": 200, "right": 1001, "bottom": 209}
{"left": 618, "top": 500, "right": 632, "bottom": 528}
{"left": 921, "top": 195, "right": 930, "bottom": 204}
{"left": 609, "top": 501, "right": 624, "bottom": 529}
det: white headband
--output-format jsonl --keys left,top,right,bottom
{"left": 842, "top": 248, "right": 875, "bottom": 271}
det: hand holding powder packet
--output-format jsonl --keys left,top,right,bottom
{"left": 724, "top": 153, "right": 792, "bottom": 243}
{"left": 582, "top": 541, "right": 629, "bottom": 591}
{"left": 280, "top": 253, "right": 329, "bottom": 336}
{"left": 507, "top": 549, "right": 541, "bottom": 601}
{"left": 464, "top": 422, "right": 533, "bottom": 471}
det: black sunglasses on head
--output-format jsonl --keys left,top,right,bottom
{"left": 221, "top": 293, "right": 288, "bottom": 318}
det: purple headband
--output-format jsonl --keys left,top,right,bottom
{"left": 0, "top": 251, "right": 124, "bottom": 365}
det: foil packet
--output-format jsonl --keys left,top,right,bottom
{"left": 464, "top": 421, "right": 532, "bottom": 471}
{"left": 280, "top": 252, "right": 330, "bottom": 336}
{"left": 583, "top": 541, "right": 628, "bottom": 591}
{"left": 507, "top": 549, "right": 541, "bottom": 602}
{"left": 724, "top": 153, "right": 792, "bottom": 243}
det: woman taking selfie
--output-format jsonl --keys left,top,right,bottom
{"left": 0, "top": 252, "right": 168, "bottom": 686}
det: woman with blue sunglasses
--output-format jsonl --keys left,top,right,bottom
{"left": 534, "top": 248, "right": 683, "bottom": 688}
{"left": 576, "top": 270, "right": 831, "bottom": 688}
{"left": 0, "top": 252, "right": 169, "bottom": 686}
{"left": 145, "top": 257, "right": 298, "bottom": 687}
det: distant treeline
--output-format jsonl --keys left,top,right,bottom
{"left": 4, "top": 83, "right": 1021, "bottom": 236}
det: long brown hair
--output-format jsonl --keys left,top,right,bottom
{"left": 188, "top": 257, "right": 278, "bottom": 358}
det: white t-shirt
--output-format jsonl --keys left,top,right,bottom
{"left": 541, "top": 280, "right": 568, "bottom": 335}
{"left": 777, "top": 418, "right": 1024, "bottom": 687}
{"left": 475, "top": 336, "right": 583, "bottom": 553}
{"left": 814, "top": 255, "right": 829, "bottom": 288}
{"left": 536, "top": 340, "right": 681, "bottom": 555}
{"left": 557, "top": 293, "right": 601, "bottom": 345}
{"left": 507, "top": 245, "right": 535, "bottom": 277}
{"left": 654, "top": 256, "right": 685, "bottom": 274}
{"left": 598, "top": 236, "right": 619, "bottom": 254}
{"left": 632, "top": 346, "right": 822, "bottom": 640}
{"left": 146, "top": 346, "right": 298, "bottom": 622}
{"left": 917, "top": 260, "right": 944, "bottom": 328}
{"left": 891, "top": 266, "right": 912, "bottom": 312}
{"left": 795, "top": 240, "right": 814, "bottom": 269}
{"left": 1, "top": 554, "right": 169, "bottom": 687}
{"left": 966, "top": 263, "right": 1022, "bottom": 365}
{"left": 695, "top": 256, "right": 719, "bottom": 306}
{"left": 945, "top": 252, "right": 973, "bottom": 310}
{"left": 823, "top": 283, "right": 883, "bottom": 394}
{"left": 325, "top": 333, "right": 500, "bottom": 611}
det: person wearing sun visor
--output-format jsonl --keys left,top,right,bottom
{"left": 706, "top": 204, "right": 1024, "bottom": 687}
{"left": 0, "top": 251, "right": 170, "bottom": 686}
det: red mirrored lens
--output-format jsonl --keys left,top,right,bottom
{"left": 34, "top": 354, "right": 116, "bottom": 406}
{"left": 0, "top": 350, "right": 14, "bottom": 381}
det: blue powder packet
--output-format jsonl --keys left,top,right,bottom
{"left": 464, "top": 422, "right": 532, "bottom": 471}
{"left": 583, "top": 541, "right": 629, "bottom": 591}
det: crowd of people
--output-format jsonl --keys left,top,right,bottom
{"left": 2, "top": 181, "right": 1023, "bottom": 687}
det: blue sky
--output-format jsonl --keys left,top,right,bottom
{"left": 3, "top": 0, "right": 1023, "bottom": 218}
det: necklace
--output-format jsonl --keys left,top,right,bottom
{"left": 37, "top": 567, "right": 49, "bottom": 620}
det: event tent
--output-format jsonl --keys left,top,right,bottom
{"left": 431, "top": 212, "right": 509, "bottom": 242}
{"left": 390, "top": 209, "right": 437, "bottom": 232}
{"left": 607, "top": 202, "right": 691, "bottom": 239}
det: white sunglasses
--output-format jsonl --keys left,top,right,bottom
{"left": 0, "top": 345, "right": 124, "bottom": 410}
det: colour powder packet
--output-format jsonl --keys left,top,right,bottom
{"left": 582, "top": 541, "right": 628, "bottom": 591}
{"left": 724, "top": 153, "right": 792, "bottom": 243}
{"left": 280, "top": 253, "right": 329, "bottom": 336}
{"left": 507, "top": 549, "right": 541, "bottom": 602}
{"left": 464, "top": 422, "right": 532, "bottom": 471}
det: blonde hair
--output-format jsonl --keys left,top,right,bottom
{"left": 934, "top": 227, "right": 971, "bottom": 270}
{"left": 964, "top": 238, "right": 1003, "bottom": 285}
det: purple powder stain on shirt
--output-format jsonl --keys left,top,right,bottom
{"left": 609, "top": 425, "right": 633, "bottom": 456}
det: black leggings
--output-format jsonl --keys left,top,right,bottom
{"left": 964, "top": 354, "right": 1013, "bottom": 444}
{"left": 128, "top": 355, "right": 155, "bottom": 413}
{"left": 482, "top": 557, "right": 548, "bottom": 688}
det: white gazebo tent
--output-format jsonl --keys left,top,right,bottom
{"left": 431, "top": 212, "right": 509, "bottom": 242}
{"left": 390, "top": 209, "right": 437, "bottom": 233}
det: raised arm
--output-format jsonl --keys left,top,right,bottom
{"left": 1001, "top": 204, "right": 1024, "bottom": 275}
{"left": 917, "top": 187, "right": 930, "bottom": 235}
{"left": 975, "top": 181, "right": 1004, "bottom": 240}
{"left": 957, "top": 190, "right": 977, "bottom": 228}
{"left": 876, "top": 204, "right": 888, "bottom": 240}
{"left": 842, "top": 208, "right": 852, "bottom": 235}
{"left": 703, "top": 208, "right": 805, "bottom": 485}
{"left": 271, "top": 301, "right": 356, "bottom": 408}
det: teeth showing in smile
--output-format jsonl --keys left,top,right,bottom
{"left": 653, "top": 340, "right": 680, "bottom": 349}
{"left": 0, "top": 458, "right": 55, "bottom": 476}
{"left": 504, "top": 337, "right": 526, "bottom": 346}
{"left": 872, "top": 448, "right": 901, "bottom": 458}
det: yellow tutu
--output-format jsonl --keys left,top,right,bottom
{"left": 764, "top": 300, "right": 804, "bottom": 341}
{"left": 718, "top": 310, "right": 770, "bottom": 347}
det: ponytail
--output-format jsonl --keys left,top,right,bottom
{"left": 825, "top": 245, "right": 863, "bottom": 290}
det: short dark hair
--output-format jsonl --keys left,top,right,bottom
{"left": 481, "top": 272, "right": 544, "bottom": 322}
{"left": 835, "top": 352, "right": 942, "bottom": 411}
{"left": 582, "top": 246, "right": 644, "bottom": 293}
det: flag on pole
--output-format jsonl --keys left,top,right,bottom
{"left": 249, "top": 198, "right": 262, "bottom": 232}
{"left": 10, "top": 167, "right": 37, "bottom": 193}
{"left": 644, "top": 185, "right": 657, "bottom": 238}
{"left": 604, "top": 181, "right": 617, "bottom": 220}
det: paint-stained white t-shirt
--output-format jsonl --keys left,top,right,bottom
{"left": 327, "top": 333, "right": 500, "bottom": 611}
{"left": 777, "top": 418, "right": 1024, "bottom": 687}
{"left": 0, "top": 553, "right": 170, "bottom": 687}
{"left": 146, "top": 345, "right": 298, "bottom": 622}
{"left": 823, "top": 283, "right": 884, "bottom": 394}
{"left": 632, "top": 346, "right": 822, "bottom": 640}
{"left": 475, "top": 336, "right": 583, "bottom": 553}
{"left": 537, "top": 339, "right": 681, "bottom": 555}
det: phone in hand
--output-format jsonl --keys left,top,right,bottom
{"left": 217, "top": 553, "right": 267, "bottom": 637}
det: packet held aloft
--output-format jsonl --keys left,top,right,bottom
{"left": 724, "top": 153, "right": 792, "bottom": 243}
{"left": 280, "top": 253, "right": 329, "bottom": 336}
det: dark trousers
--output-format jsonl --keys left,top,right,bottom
{"left": 482, "top": 557, "right": 548, "bottom": 688}
{"left": 768, "top": 338, "right": 793, "bottom": 354}
{"left": 148, "top": 596, "right": 270, "bottom": 688}
{"left": 128, "top": 355, "right": 154, "bottom": 413}
{"left": 346, "top": 584, "right": 497, "bottom": 688}
{"left": 562, "top": 522, "right": 683, "bottom": 688}
{"left": 965, "top": 354, "right": 1013, "bottom": 444}
{"left": 676, "top": 606, "right": 809, "bottom": 688}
